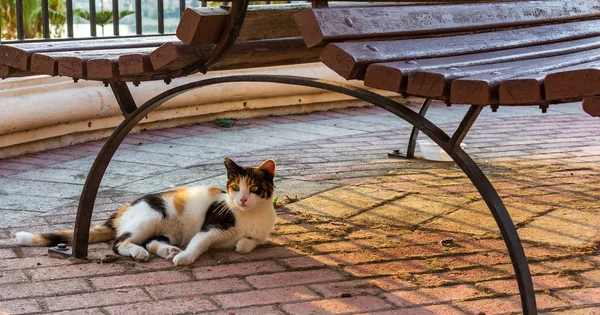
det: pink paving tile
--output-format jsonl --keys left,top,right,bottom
{"left": 0, "top": 298, "right": 43, "bottom": 314}
{"left": 201, "top": 305, "right": 285, "bottom": 315}
{"left": 213, "top": 286, "right": 319, "bottom": 309}
{"left": 362, "top": 304, "right": 466, "bottom": 315}
{"left": 26, "top": 262, "right": 127, "bottom": 281}
{"left": 0, "top": 168, "right": 21, "bottom": 176}
{"left": 0, "top": 161, "right": 38, "bottom": 171}
{"left": 145, "top": 278, "right": 250, "bottom": 300}
{"left": 212, "top": 246, "right": 303, "bottom": 263}
{"left": 0, "top": 248, "right": 17, "bottom": 259}
{"left": 42, "top": 288, "right": 151, "bottom": 312}
{"left": 0, "top": 278, "right": 91, "bottom": 300}
{"left": 90, "top": 270, "right": 191, "bottom": 290}
{"left": 384, "top": 284, "right": 482, "bottom": 307}
{"left": 455, "top": 294, "right": 568, "bottom": 314}
{"left": 278, "top": 256, "right": 327, "bottom": 269}
{"left": 103, "top": 297, "right": 217, "bottom": 315}
{"left": 559, "top": 287, "right": 600, "bottom": 306}
{"left": 246, "top": 268, "right": 344, "bottom": 289}
{"left": 281, "top": 295, "right": 393, "bottom": 314}
{"left": 46, "top": 309, "right": 105, "bottom": 315}
{"left": 309, "top": 280, "right": 384, "bottom": 298}
{"left": 193, "top": 260, "right": 285, "bottom": 280}
{"left": 0, "top": 269, "right": 29, "bottom": 285}
{"left": 0, "top": 256, "right": 72, "bottom": 271}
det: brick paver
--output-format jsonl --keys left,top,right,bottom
{"left": 0, "top": 102, "right": 599, "bottom": 314}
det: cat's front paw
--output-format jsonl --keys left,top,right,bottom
{"left": 236, "top": 238, "right": 258, "bottom": 254}
{"left": 131, "top": 247, "right": 150, "bottom": 262}
{"left": 172, "top": 251, "right": 195, "bottom": 266}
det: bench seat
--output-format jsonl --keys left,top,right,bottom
{"left": 295, "top": 1, "right": 600, "bottom": 116}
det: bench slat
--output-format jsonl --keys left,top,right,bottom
{"left": 320, "top": 19, "right": 600, "bottom": 80}
{"left": 0, "top": 65, "right": 30, "bottom": 79}
{"left": 118, "top": 53, "right": 153, "bottom": 76}
{"left": 0, "top": 36, "right": 174, "bottom": 71}
{"left": 582, "top": 96, "right": 600, "bottom": 116}
{"left": 365, "top": 36, "right": 600, "bottom": 93}
{"left": 545, "top": 62, "right": 600, "bottom": 101}
{"left": 447, "top": 51, "right": 600, "bottom": 105}
{"left": 177, "top": 4, "right": 306, "bottom": 46}
{"left": 294, "top": 1, "right": 600, "bottom": 48}
{"left": 498, "top": 74, "right": 545, "bottom": 105}
{"left": 150, "top": 38, "right": 321, "bottom": 73}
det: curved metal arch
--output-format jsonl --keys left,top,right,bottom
{"left": 71, "top": 74, "right": 537, "bottom": 314}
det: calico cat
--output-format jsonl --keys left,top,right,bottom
{"left": 16, "top": 158, "right": 277, "bottom": 266}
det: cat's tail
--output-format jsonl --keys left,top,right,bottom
{"left": 16, "top": 225, "right": 115, "bottom": 247}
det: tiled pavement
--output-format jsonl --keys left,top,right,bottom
{"left": 0, "top": 101, "right": 599, "bottom": 314}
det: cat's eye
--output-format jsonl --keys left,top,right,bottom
{"left": 231, "top": 185, "right": 240, "bottom": 191}
{"left": 250, "top": 186, "right": 259, "bottom": 193}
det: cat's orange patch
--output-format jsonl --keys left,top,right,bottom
{"left": 89, "top": 226, "right": 115, "bottom": 243}
{"left": 208, "top": 187, "right": 224, "bottom": 197}
{"left": 173, "top": 188, "right": 189, "bottom": 215}
{"left": 148, "top": 243, "right": 159, "bottom": 253}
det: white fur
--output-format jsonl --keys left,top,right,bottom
{"left": 172, "top": 183, "right": 276, "bottom": 266}
{"left": 15, "top": 231, "right": 34, "bottom": 246}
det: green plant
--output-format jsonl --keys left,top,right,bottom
{"left": 1, "top": 0, "right": 65, "bottom": 40}
{"left": 74, "top": 8, "right": 134, "bottom": 36}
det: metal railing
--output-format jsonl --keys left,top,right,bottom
{"left": 1, "top": 1, "right": 283, "bottom": 43}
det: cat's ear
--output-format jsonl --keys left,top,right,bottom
{"left": 224, "top": 157, "right": 242, "bottom": 179}
{"left": 258, "top": 159, "right": 276, "bottom": 178}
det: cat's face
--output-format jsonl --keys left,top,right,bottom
{"left": 224, "top": 158, "right": 276, "bottom": 211}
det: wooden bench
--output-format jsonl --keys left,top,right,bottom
{"left": 3, "top": 1, "right": 600, "bottom": 313}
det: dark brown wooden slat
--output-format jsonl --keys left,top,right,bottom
{"left": 150, "top": 42, "right": 213, "bottom": 72}
{"left": 320, "top": 19, "right": 600, "bottom": 80}
{"left": 177, "top": 4, "right": 306, "bottom": 46}
{"left": 364, "top": 36, "right": 600, "bottom": 93}
{"left": 545, "top": 62, "right": 600, "bottom": 101}
{"left": 582, "top": 95, "right": 600, "bottom": 117}
{"left": 448, "top": 51, "right": 600, "bottom": 105}
{"left": 0, "top": 65, "right": 32, "bottom": 79}
{"left": 499, "top": 74, "right": 545, "bottom": 105}
{"left": 294, "top": 0, "right": 600, "bottom": 48}
{"left": 150, "top": 38, "right": 321, "bottom": 73}
{"left": 0, "top": 35, "right": 174, "bottom": 71}
{"left": 118, "top": 53, "right": 152, "bottom": 76}
{"left": 59, "top": 51, "right": 141, "bottom": 79}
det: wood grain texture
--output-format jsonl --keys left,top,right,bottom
{"left": 0, "top": 36, "right": 174, "bottom": 71}
{"left": 177, "top": 4, "right": 306, "bottom": 46}
{"left": 294, "top": 0, "right": 600, "bottom": 47}
{"left": 582, "top": 95, "right": 600, "bottom": 117}
{"left": 365, "top": 36, "right": 600, "bottom": 94}
{"left": 321, "top": 19, "right": 600, "bottom": 80}
{"left": 545, "top": 62, "right": 600, "bottom": 100}
{"left": 449, "top": 50, "right": 600, "bottom": 105}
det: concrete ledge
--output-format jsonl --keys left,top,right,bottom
{"left": 0, "top": 63, "right": 401, "bottom": 158}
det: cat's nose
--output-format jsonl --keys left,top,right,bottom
{"left": 240, "top": 197, "right": 248, "bottom": 205}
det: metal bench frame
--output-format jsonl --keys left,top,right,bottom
{"left": 46, "top": 1, "right": 537, "bottom": 313}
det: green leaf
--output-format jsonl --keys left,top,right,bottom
{"left": 467, "top": 195, "right": 482, "bottom": 201}
{"left": 216, "top": 118, "right": 234, "bottom": 128}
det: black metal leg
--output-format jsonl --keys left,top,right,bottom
{"left": 109, "top": 81, "right": 137, "bottom": 117}
{"left": 388, "top": 98, "right": 432, "bottom": 159}
{"left": 449, "top": 105, "right": 483, "bottom": 148}
{"left": 70, "top": 75, "right": 536, "bottom": 314}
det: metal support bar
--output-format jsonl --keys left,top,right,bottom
{"left": 89, "top": 0, "right": 97, "bottom": 37}
{"left": 389, "top": 98, "right": 432, "bottom": 159}
{"left": 448, "top": 105, "right": 484, "bottom": 148}
{"left": 71, "top": 75, "right": 537, "bottom": 315}
{"left": 135, "top": 0, "right": 142, "bottom": 35}
{"left": 16, "top": 0, "right": 25, "bottom": 40}
{"left": 66, "top": 0, "right": 74, "bottom": 38}
{"left": 42, "top": 0, "right": 50, "bottom": 39}
{"left": 180, "top": 0, "right": 187, "bottom": 15}
{"left": 109, "top": 82, "right": 138, "bottom": 117}
{"left": 112, "top": 0, "right": 120, "bottom": 36}
{"left": 158, "top": 0, "right": 165, "bottom": 34}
